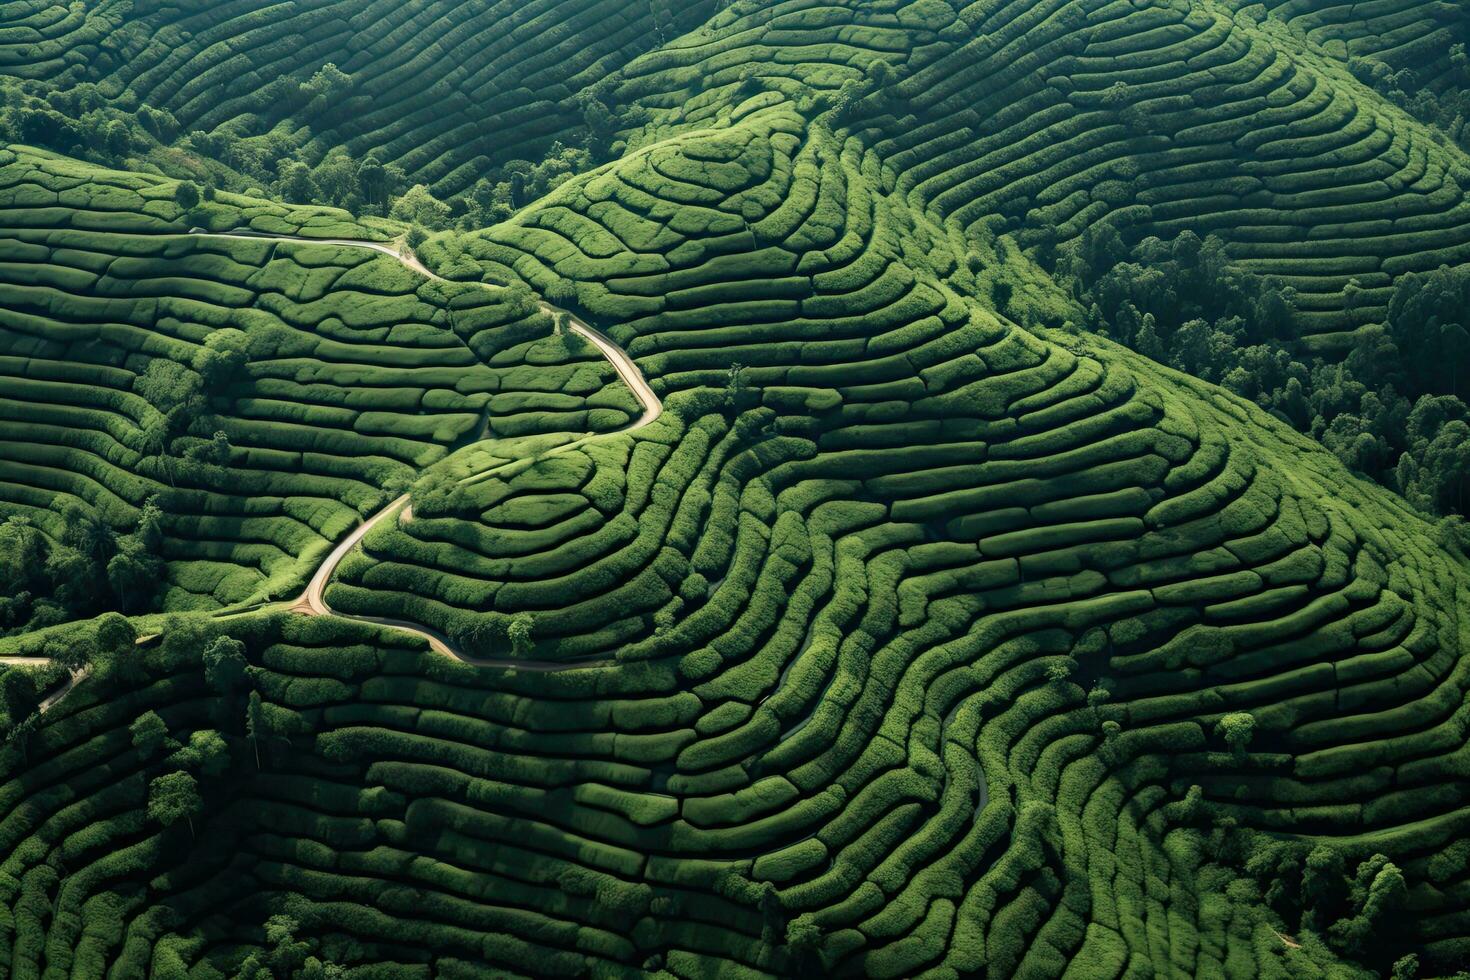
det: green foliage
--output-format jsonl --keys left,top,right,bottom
{"left": 390, "top": 184, "right": 451, "bottom": 230}
{"left": 1216, "top": 712, "right": 1255, "bottom": 761}
{"left": 4, "top": 2, "right": 1470, "bottom": 978}
{"left": 508, "top": 613, "right": 534, "bottom": 657}
{"left": 147, "top": 770, "right": 201, "bottom": 834}
{"left": 203, "top": 636, "right": 249, "bottom": 695}
{"left": 130, "top": 711, "right": 172, "bottom": 755}
{"left": 1074, "top": 230, "right": 1470, "bottom": 516}
{"left": 172, "top": 729, "right": 231, "bottom": 778}
{"left": 174, "top": 181, "right": 201, "bottom": 211}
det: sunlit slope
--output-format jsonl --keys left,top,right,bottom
{"left": 0, "top": 147, "right": 628, "bottom": 611}
{"left": 598, "top": 0, "right": 1470, "bottom": 349}
{"left": 314, "top": 110, "right": 1470, "bottom": 972}
{"left": 9, "top": 0, "right": 1470, "bottom": 344}
{"left": 1, "top": 0, "right": 1470, "bottom": 977}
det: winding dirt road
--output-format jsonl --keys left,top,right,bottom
{"left": 0, "top": 230, "right": 651, "bottom": 712}
{"left": 192, "top": 230, "right": 661, "bottom": 668}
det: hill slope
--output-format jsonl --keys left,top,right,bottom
{"left": 1, "top": 2, "right": 1470, "bottom": 979}
{"left": 0, "top": 146, "right": 634, "bottom": 623}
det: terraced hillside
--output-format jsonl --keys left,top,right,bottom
{"left": 0, "top": 146, "right": 635, "bottom": 622}
{"left": 0, "top": 0, "right": 718, "bottom": 200}
{"left": 2, "top": 1, "right": 1470, "bottom": 979}
{"left": 7, "top": 0, "right": 1470, "bottom": 342}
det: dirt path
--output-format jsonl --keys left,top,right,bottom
{"left": 39, "top": 667, "right": 88, "bottom": 712}
{"left": 191, "top": 230, "right": 660, "bottom": 669}
{"left": 0, "top": 230, "right": 645, "bottom": 708}
{"left": 0, "top": 659, "right": 90, "bottom": 715}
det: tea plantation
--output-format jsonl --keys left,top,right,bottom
{"left": 0, "top": 146, "right": 634, "bottom": 620}
{"left": 2, "top": 1, "right": 1470, "bottom": 979}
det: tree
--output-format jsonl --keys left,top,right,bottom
{"left": 132, "top": 498, "right": 164, "bottom": 554}
{"left": 648, "top": 0, "right": 675, "bottom": 42}
{"left": 1133, "top": 312, "right": 1164, "bottom": 361}
{"left": 508, "top": 613, "right": 535, "bottom": 657}
{"left": 357, "top": 154, "right": 390, "bottom": 206}
{"left": 135, "top": 358, "right": 204, "bottom": 419}
{"left": 176, "top": 729, "right": 230, "bottom": 778}
{"left": 95, "top": 611, "right": 136, "bottom": 656}
{"left": 390, "top": 184, "right": 451, "bottom": 230}
{"left": 183, "top": 430, "right": 232, "bottom": 469}
{"left": 786, "top": 913, "right": 824, "bottom": 974}
{"left": 107, "top": 538, "right": 161, "bottom": 613}
{"left": 45, "top": 544, "right": 99, "bottom": 613}
{"left": 148, "top": 771, "right": 201, "bottom": 836}
{"left": 1045, "top": 659, "right": 1075, "bottom": 685}
{"left": 131, "top": 710, "right": 172, "bottom": 755}
{"left": 5, "top": 714, "right": 39, "bottom": 762}
{"left": 1300, "top": 843, "right": 1347, "bottom": 931}
{"left": 154, "top": 614, "right": 208, "bottom": 672}
{"left": 1357, "top": 856, "right": 1407, "bottom": 928}
{"left": 546, "top": 278, "right": 578, "bottom": 306}
{"left": 1391, "top": 954, "right": 1420, "bottom": 980}
{"left": 464, "top": 177, "right": 512, "bottom": 226}
{"left": 0, "top": 515, "right": 43, "bottom": 594}
{"left": 103, "top": 119, "right": 131, "bottom": 157}
{"left": 61, "top": 498, "right": 114, "bottom": 563}
{"left": 787, "top": 915, "right": 821, "bottom": 950}
{"left": 725, "top": 361, "right": 749, "bottom": 410}
{"left": 868, "top": 59, "right": 900, "bottom": 97}
{"left": 1217, "top": 712, "right": 1255, "bottom": 762}
{"left": 246, "top": 690, "right": 265, "bottom": 767}
{"left": 453, "top": 615, "right": 508, "bottom": 658}
{"left": 203, "top": 635, "right": 249, "bottom": 695}
{"left": 1169, "top": 318, "right": 1229, "bottom": 380}
{"left": 300, "top": 958, "right": 347, "bottom": 980}
{"left": 1399, "top": 418, "right": 1470, "bottom": 516}
{"left": 48, "top": 634, "right": 95, "bottom": 673}
{"left": 312, "top": 149, "right": 360, "bottom": 208}
{"left": 138, "top": 106, "right": 179, "bottom": 142}
{"left": 301, "top": 63, "right": 353, "bottom": 117}
{"left": 830, "top": 78, "right": 866, "bottom": 122}
{"left": 173, "top": 181, "right": 201, "bottom": 212}
{"left": 579, "top": 94, "right": 617, "bottom": 141}
{"left": 139, "top": 416, "right": 170, "bottom": 469}
{"left": 193, "top": 328, "right": 249, "bottom": 391}
{"left": 274, "top": 160, "right": 317, "bottom": 203}
{"left": 1329, "top": 854, "right": 1406, "bottom": 957}
{"left": 758, "top": 881, "right": 785, "bottom": 944}
{"left": 266, "top": 914, "right": 310, "bottom": 974}
{"left": 235, "top": 955, "right": 271, "bottom": 980}
{"left": 1387, "top": 266, "right": 1470, "bottom": 399}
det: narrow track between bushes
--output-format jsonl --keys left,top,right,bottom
{"left": 191, "top": 230, "right": 662, "bottom": 669}
{"left": 0, "top": 661, "right": 90, "bottom": 715}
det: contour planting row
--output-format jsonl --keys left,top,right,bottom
{"left": 1246, "top": 0, "right": 1458, "bottom": 72}
{"left": 305, "top": 115, "right": 1470, "bottom": 973}
{"left": 16, "top": 0, "right": 1470, "bottom": 342}
{"left": 5, "top": 248, "right": 1465, "bottom": 974}
{"left": 0, "top": 148, "right": 629, "bottom": 612}
{"left": 606, "top": 0, "right": 1470, "bottom": 346}
{"left": 0, "top": 0, "right": 719, "bottom": 197}
{"left": 893, "top": 0, "right": 1470, "bottom": 341}
{"left": 3, "top": 3, "right": 1470, "bottom": 974}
